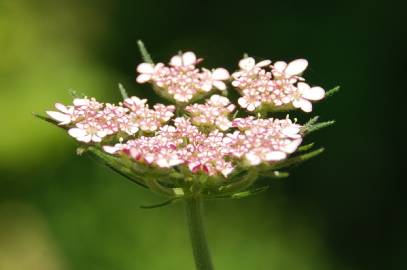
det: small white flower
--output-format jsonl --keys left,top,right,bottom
{"left": 293, "top": 82, "right": 325, "bottom": 113}
{"left": 170, "top": 52, "right": 197, "bottom": 67}
{"left": 136, "top": 63, "right": 164, "bottom": 83}
{"left": 272, "top": 59, "right": 308, "bottom": 78}
{"left": 68, "top": 123, "right": 107, "bottom": 143}
{"left": 238, "top": 57, "right": 271, "bottom": 71}
{"left": 46, "top": 103, "right": 74, "bottom": 125}
{"left": 238, "top": 93, "right": 261, "bottom": 112}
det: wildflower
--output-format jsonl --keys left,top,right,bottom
{"left": 271, "top": 59, "right": 308, "bottom": 79}
{"left": 232, "top": 57, "right": 325, "bottom": 113}
{"left": 292, "top": 82, "right": 325, "bottom": 112}
{"left": 39, "top": 42, "right": 336, "bottom": 270}
{"left": 185, "top": 95, "right": 235, "bottom": 131}
{"left": 68, "top": 121, "right": 107, "bottom": 143}
{"left": 136, "top": 52, "right": 230, "bottom": 103}
{"left": 41, "top": 48, "right": 331, "bottom": 181}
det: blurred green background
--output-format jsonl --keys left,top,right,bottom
{"left": 0, "top": 0, "right": 404, "bottom": 269}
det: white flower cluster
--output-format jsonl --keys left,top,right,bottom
{"left": 232, "top": 57, "right": 325, "bottom": 112}
{"left": 47, "top": 97, "right": 175, "bottom": 143}
{"left": 45, "top": 51, "right": 329, "bottom": 178}
{"left": 137, "top": 52, "right": 230, "bottom": 102}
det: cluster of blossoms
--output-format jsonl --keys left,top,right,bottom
{"left": 136, "top": 52, "right": 230, "bottom": 102}
{"left": 46, "top": 50, "right": 327, "bottom": 178}
{"left": 185, "top": 94, "right": 235, "bottom": 131}
{"left": 47, "top": 95, "right": 303, "bottom": 177}
{"left": 232, "top": 57, "right": 325, "bottom": 112}
{"left": 47, "top": 97, "right": 175, "bottom": 143}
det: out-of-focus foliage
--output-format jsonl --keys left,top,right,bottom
{"left": 0, "top": 0, "right": 116, "bottom": 168}
{"left": 0, "top": 0, "right": 405, "bottom": 270}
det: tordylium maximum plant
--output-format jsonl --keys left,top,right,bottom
{"left": 36, "top": 41, "right": 338, "bottom": 270}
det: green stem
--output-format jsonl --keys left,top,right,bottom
{"left": 185, "top": 196, "right": 214, "bottom": 270}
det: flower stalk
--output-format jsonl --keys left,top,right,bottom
{"left": 185, "top": 196, "right": 214, "bottom": 270}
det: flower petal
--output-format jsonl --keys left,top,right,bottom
{"left": 213, "top": 81, "right": 227, "bottom": 91}
{"left": 211, "top": 68, "right": 230, "bottom": 80}
{"left": 55, "top": 103, "right": 71, "bottom": 114}
{"left": 137, "top": 63, "right": 155, "bottom": 74}
{"left": 68, "top": 127, "right": 87, "bottom": 138}
{"left": 282, "top": 126, "right": 301, "bottom": 137}
{"left": 136, "top": 74, "right": 152, "bottom": 83}
{"left": 170, "top": 55, "right": 182, "bottom": 67}
{"left": 73, "top": 98, "right": 89, "bottom": 106}
{"left": 103, "top": 145, "right": 120, "bottom": 154}
{"left": 297, "top": 82, "right": 310, "bottom": 93}
{"left": 292, "top": 99, "right": 303, "bottom": 108}
{"left": 303, "top": 86, "right": 325, "bottom": 101}
{"left": 239, "top": 57, "right": 255, "bottom": 70}
{"left": 285, "top": 59, "right": 308, "bottom": 76}
{"left": 283, "top": 139, "right": 302, "bottom": 154}
{"left": 245, "top": 152, "right": 261, "bottom": 165}
{"left": 182, "top": 52, "right": 197, "bottom": 66}
{"left": 46, "top": 111, "right": 71, "bottom": 124}
{"left": 256, "top": 60, "right": 271, "bottom": 67}
{"left": 265, "top": 151, "right": 287, "bottom": 161}
{"left": 300, "top": 99, "right": 312, "bottom": 112}
{"left": 273, "top": 61, "right": 287, "bottom": 73}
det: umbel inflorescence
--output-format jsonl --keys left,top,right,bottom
{"left": 38, "top": 42, "right": 337, "bottom": 202}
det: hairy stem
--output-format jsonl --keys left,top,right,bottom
{"left": 185, "top": 196, "right": 214, "bottom": 270}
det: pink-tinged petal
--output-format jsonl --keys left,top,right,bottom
{"left": 68, "top": 128, "right": 87, "bottom": 138}
{"left": 182, "top": 52, "right": 197, "bottom": 66}
{"left": 231, "top": 71, "right": 242, "bottom": 79}
{"left": 79, "top": 134, "right": 92, "bottom": 143}
{"left": 209, "top": 94, "right": 222, "bottom": 103}
{"left": 137, "top": 63, "right": 155, "bottom": 74}
{"left": 231, "top": 80, "right": 240, "bottom": 87}
{"left": 265, "top": 151, "right": 287, "bottom": 161}
{"left": 169, "top": 157, "right": 183, "bottom": 167}
{"left": 297, "top": 82, "right": 310, "bottom": 93}
{"left": 201, "top": 82, "right": 213, "bottom": 92}
{"left": 238, "top": 97, "right": 248, "bottom": 108}
{"left": 239, "top": 57, "right": 255, "bottom": 70}
{"left": 246, "top": 103, "right": 257, "bottom": 112}
{"left": 211, "top": 68, "right": 230, "bottom": 80}
{"left": 103, "top": 145, "right": 120, "bottom": 154}
{"left": 73, "top": 98, "right": 89, "bottom": 106}
{"left": 283, "top": 139, "right": 302, "bottom": 154}
{"left": 144, "top": 154, "right": 155, "bottom": 164}
{"left": 46, "top": 111, "right": 71, "bottom": 124}
{"left": 213, "top": 81, "right": 227, "bottom": 91}
{"left": 256, "top": 60, "right": 271, "bottom": 67}
{"left": 55, "top": 103, "right": 71, "bottom": 114}
{"left": 170, "top": 55, "right": 182, "bottom": 66}
{"left": 156, "top": 158, "right": 170, "bottom": 168}
{"left": 96, "top": 130, "right": 107, "bottom": 138}
{"left": 300, "top": 99, "right": 312, "bottom": 112}
{"left": 273, "top": 61, "right": 287, "bottom": 72}
{"left": 285, "top": 59, "right": 308, "bottom": 76}
{"left": 188, "top": 161, "right": 201, "bottom": 173}
{"left": 282, "top": 126, "right": 301, "bottom": 137}
{"left": 92, "top": 135, "right": 102, "bottom": 142}
{"left": 136, "top": 74, "right": 152, "bottom": 83}
{"left": 292, "top": 99, "right": 303, "bottom": 108}
{"left": 216, "top": 117, "right": 231, "bottom": 131}
{"left": 245, "top": 152, "right": 261, "bottom": 165}
{"left": 303, "top": 86, "right": 325, "bottom": 101}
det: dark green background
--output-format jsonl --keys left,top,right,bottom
{"left": 0, "top": 0, "right": 404, "bottom": 269}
